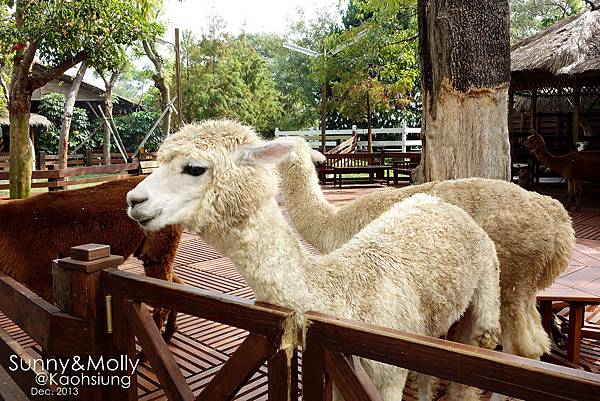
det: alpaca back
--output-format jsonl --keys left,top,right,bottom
{"left": 316, "top": 194, "right": 499, "bottom": 338}
{"left": 0, "top": 177, "right": 150, "bottom": 300}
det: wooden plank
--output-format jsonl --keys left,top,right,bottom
{"left": 57, "top": 174, "right": 137, "bottom": 187}
{"left": 123, "top": 300, "right": 194, "bottom": 401}
{"left": 0, "top": 325, "right": 61, "bottom": 400}
{"left": 196, "top": 333, "right": 270, "bottom": 401}
{"left": 105, "top": 270, "right": 294, "bottom": 336}
{"left": 268, "top": 348, "right": 298, "bottom": 401}
{"left": 568, "top": 303, "right": 585, "bottom": 364}
{"left": 58, "top": 161, "right": 140, "bottom": 178}
{"left": 48, "top": 312, "right": 92, "bottom": 356}
{"left": 305, "top": 312, "right": 600, "bottom": 401}
{"left": 324, "top": 351, "right": 382, "bottom": 401}
{"left": 302, "top": 335, "right": 332, "bottom": 401}
{"left": 0, "top": 273, "right": 58, "bottom": 350}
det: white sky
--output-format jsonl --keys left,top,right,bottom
{"left": 161, "top": 0, "right": 344, "bottom": 36}
{"left": 76, "top": 0, "right": 344, "bottom": 91}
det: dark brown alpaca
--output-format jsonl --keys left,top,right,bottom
{"left": 523, "top": 131, "right": 600, "bottom": 211}
{"left": 0, "top": 176, "right": 183, "bottom": 339}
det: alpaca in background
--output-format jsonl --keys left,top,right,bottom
{"left": 523, "top": 131, "right": 600, "bottom": 211}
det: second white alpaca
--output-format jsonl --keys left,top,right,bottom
{"left": 126, "top": 120, "right": 501, "bottom": 401}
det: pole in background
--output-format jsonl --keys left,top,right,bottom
{"left": 175, "top": 28, "right": 183, "bottom": 129}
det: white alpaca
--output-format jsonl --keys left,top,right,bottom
{"left": 126, "top": 120, "right": 501, "bottom": 401}
{"left": 278, "top": 137, "right": 575, "bottom": 369}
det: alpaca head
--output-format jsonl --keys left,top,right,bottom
{"left": 523, "top": 131, "right": 545, "bottom": 152}
{"left": 278, "top": 136, "right": 325, "bottom": 175}
{"left": 126, "top": 120, "right": 297, "bottom": 232}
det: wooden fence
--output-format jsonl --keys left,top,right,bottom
{"left": 1, "top": 244, "right": 599, "bottom": 400}
{"left": 303, "top": 312, "right": 600, "bottom": 401}
{"left": 274, "top": 124, "right": 422, "bottom": 152}
{"left": 0, "top": 161, "right": 142, "bottom": 191}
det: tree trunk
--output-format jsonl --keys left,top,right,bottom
{"left": 416, "top": 0, "right": 511, "bottom": 183}
{"left": 366, "top": 90, "right": 373, "bottom": 153}
{"left": 143, "top": 40, "right": 171, "bottom": 139}
{"left": 103, "top": 89, "right": 113, "bottom": 165}
{"left": 58, "top": 61, "right": 87, "bottom": 169}
{"left": 8, "top": 93, "right": 32, "bottom": 199}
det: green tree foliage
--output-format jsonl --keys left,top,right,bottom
{"left": 179, "top": 22, "right": 282, "bottom": 134}
{"left": 36, "top": 93, "right": 91, "bottom": 153}
{"left": 1, "top": 0, "right": 160, "bottom": 197}
{"left": 325, "top": 0, "right": 420, "bottom": 129}
{"left": 509, "top": 0, "right": 586, "bottom": 43}
{"left": 112, "top": 110, "right": 162, "bottom": 152}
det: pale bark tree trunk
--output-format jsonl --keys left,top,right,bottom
{"left": 58, "top": 61, "right": 87, "bottom": 170}
{"left": 366, "top": 90, "right": 373, "bottom": 153}
{"left": 7, "top": 2, "right": 87, "bottom": 198}
{"left": 143, "top": 40, "right": 171, "bottom": 138}
{"left": 101, "top": 71, "right": 120, "bottom": 165}
{"left": 415, "top": 0, "right": 511, "bottom": 183}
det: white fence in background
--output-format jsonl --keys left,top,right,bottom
{"left": 274, "top": 123, "right": 422, "bottom": 152}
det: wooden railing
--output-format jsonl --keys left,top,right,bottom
{"left": 302, "top": 312, "right": 600, "bottom": 401}
{"left": 0, "top": 161, "right": 142, "bottom": 191}
{"left": 103, "top": 269, "right": 298, "bottom": 401}
{"left": 2, "top": 243, "right": 599, "bottom": 400}
{"left": 0, "top": 245, "right": 119, "bottom": 400}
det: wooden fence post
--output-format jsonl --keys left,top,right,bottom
{"left": 38, "top": 151, "right": 46, "bottom": 170}
{"left": 85, "top": 149, "right": 93, "bottom": 166}
{"left": 52, "top": 244, "right": 124, "bottom": 401}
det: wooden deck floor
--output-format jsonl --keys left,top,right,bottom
{"left": 2, "top": 185, "right": 600, "bottom": 400}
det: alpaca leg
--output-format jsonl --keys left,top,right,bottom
{"left": 162, "top": 272, "right": 185, "bottom": 341}
{"left": 446, "top": 268, "right": 501, "bottom": 401}
{"left": 574, "top": 180, "right": 583, "bottom": 212}
{"left": 416, "top": 374, "right": 437, "bottom": 401}
{"left": 458, "top": 266, "right": 501, "bottom": 349}
{"left": 500, "top": 292, "right": 549, "bottom": 360}
{"left": 361, "top": 360, "right": 407, "bottom": 401}
{"left": 138, "top": 228, "right": 182, "bottom": 341}
{"left": 566, "top": 179, "right": 574, "bottom": 210}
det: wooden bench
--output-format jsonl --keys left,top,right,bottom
{"left": 318, "top": 153, "right": 388, "bottom": 187}
{"left": 382, "top": 152, "right": 421, "bottom": 185}
{"left": 538, "top": 267, "right": 600, "bottom": 368}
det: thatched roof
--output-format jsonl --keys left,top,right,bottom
{"left": 0, "top": 110, "right": 53, "bottom": 128}
{"left": 511, "top": 6, "right": 600, "bottom": 90}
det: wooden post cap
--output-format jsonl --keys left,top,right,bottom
{"left": 70, "top": 244, "right": 111, "bottom": 261}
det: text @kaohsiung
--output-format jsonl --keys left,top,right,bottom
{"left": 10, "top": 354, "right": 139, "bottom": 395}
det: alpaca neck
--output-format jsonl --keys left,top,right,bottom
{"left": 532, "top": 145, "right": 566, "bottom": 175}
{"left": 278, "top": 161, "right": 336, "bottom": 252}
{"left": 203, "top": 198, "right": 315, "bottom": 309}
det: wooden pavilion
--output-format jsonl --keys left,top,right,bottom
{"left": 509, "top": 5, "right": 600, "bottom": 169}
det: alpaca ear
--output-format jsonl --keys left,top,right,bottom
{"left": 236, "top": 139, "right": 298, "bottom": 165}
{"left": 310, "top": 149, "right": 326, "bottom": 163}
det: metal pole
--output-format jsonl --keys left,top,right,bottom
{"left": 133, "top": 96, "right": 177, "bottom": 159}
{"left": 320, "top": 81, "right": 327, "bottom": 153}
{"left": 97, "top": 105, "right": 127, "bottom": 163}
{"left": 175, "top": 28, "right": 183, "bottom": 128}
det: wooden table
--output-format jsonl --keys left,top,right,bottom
{"left": 331, "top": 165, "right": 389, "bottom": 188}
{"left": 537, "top": 262, "right": 600, "bottom": 365}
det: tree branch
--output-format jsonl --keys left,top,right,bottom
{"left": 30, "top": 50, "right": 88, "bottom": 90}
{"left": 0, "top": 73, "right": 8, "bottom": 104}
{"left": 582, "top": 0, "right": 599, "bottom": 10}
{"left": 142, "top": 39, "right": 163, "bottom": 73}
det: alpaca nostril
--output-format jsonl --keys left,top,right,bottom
{"left": 128, "top": 195, "right": 148, "bottom": 209}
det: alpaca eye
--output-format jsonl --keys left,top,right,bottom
{"left": 183, "top": 165, "right": 207, "bottom": 177}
